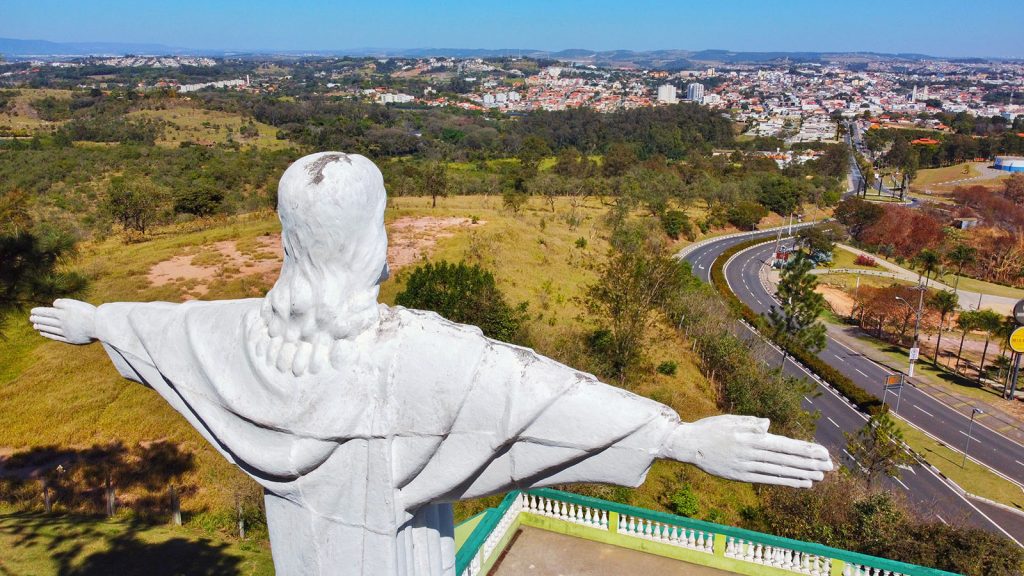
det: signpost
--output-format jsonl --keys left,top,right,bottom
{"left": 883, "top": 373, "right": 905, "bottom": 414}
{"left": 1007, "top": 323, "right": 1024, "bottom": 400}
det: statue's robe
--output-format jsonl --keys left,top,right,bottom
{"left": 95, "top": 300, "right": 680, "bottom": 576}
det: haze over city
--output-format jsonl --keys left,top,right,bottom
{"left": 1, "top": 0, "right": 1023, "bottom": 58}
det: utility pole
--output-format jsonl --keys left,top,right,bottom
{"left": 896, "top": 284, "right": 926, "bottom": 378}
{"left": 961, "top": 408, "right": 983, "bottom": 468}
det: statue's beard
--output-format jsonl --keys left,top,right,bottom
{"left": 246, "top": 264, "right": 381, "bottom": 376}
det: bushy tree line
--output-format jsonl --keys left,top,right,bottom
{"left": 745, "top": 470, "right": 1023, "bottom": 576}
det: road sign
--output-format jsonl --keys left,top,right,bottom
{"left": 908, "top": 347, "right": 920, "bottom": 361}
{"left": 884, "top": 374, "right": 903, "bottom": 389}
{"left": 1015, "top": 299, "right": 1024, "bottom": 325}
{"left": 1010, "top": 326, "right": 1024, "bottom": 354}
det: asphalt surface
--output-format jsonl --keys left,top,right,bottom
{"left": 681, "top": 229, "right": 1024, "bottom": 543}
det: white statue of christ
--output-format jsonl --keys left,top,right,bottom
{"left": 30, "top": 152, "right": 832, "bottom": 576}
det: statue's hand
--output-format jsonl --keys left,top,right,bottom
{"left": 662, "top": 415, "right": 832, "bottom": 488}
{"left": 29, "top": 299, "right": 97, "bottom": 345}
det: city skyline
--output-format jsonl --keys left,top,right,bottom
{"left": 2, "top": 0, "right": 1023, "bottom": 59}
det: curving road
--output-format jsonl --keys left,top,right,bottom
{"left": 680, "top": 229, "right": 1024, "bottom": 542}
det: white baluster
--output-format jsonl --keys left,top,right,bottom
{"left": 706, "top": 532, "right": 715, "bottom": 553}
{"left": 600, "top": 509, "right": 608, "bottom": 528}
{"left": 627, "top": 516, "right": 636, "bottom": 535}
{"left": 754, "top": 543, "right": 763, "bottom": 563}
{"left": 557, "top": 501, "right": 566, "bottom": 519}
{"left": 725, "top": 536, "right": 735, "bottom": 557}
{"left": 618, "top": 513, "right": 625, "bottom": 532}
{"left": 585, "top": 506, "right": 593, "bottom": 525}
{"left": 686, "top": 529, "right": 696, "bottom": 548}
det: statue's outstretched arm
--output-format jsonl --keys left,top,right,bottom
{"left": 660, "top": 415, "right": 832, "bottom": 488}
{"left": 30, "top": 299, "right": 97, "bottom": 345}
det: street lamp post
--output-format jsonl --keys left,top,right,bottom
{"left": 896, "top": 285, "right": 927, "bottom": 377}
{"left": 962, "top": 408, "right": 984, "bottom": 468}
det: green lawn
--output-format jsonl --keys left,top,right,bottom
{"left": 815, "top": 272, "right": 914, "bottom": 290}
{"left": 0, "top": 507, "right": 274, "bottom": 576}
{"left": 912, "top": 163, "right": 979, "bottom": 188}
{"left": 827, "top": 247, "right": 883, "bottom": 271}
{"left": 937, "top": 273, "right": 1024, "bottom": 300}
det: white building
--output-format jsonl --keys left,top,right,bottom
{"left": 687, "top": 82, "right": 705, "bottom": 102}
{"left": 657, "top": 84, "right": 678, "bottom": 104}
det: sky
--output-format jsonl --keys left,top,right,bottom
{"left": 2, "top": 0, "right": 1022, "bottom": 58}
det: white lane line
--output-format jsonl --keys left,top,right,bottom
{"left": 894, "top": 477, "right": 910, "bottom": 491}
{"left": 832, "top": 353, "right": 846, "bottom": 363}
{"left": 803, "top": 396, "right": 813, "bottom": 404}
{"left": 959, "top": 430, "right": 981, "bottom": 443}
{"left": 827, "top": 417, "right": 840, "bottom": 429}
{"left": 936, "top": 515, "right": 948, "bottom": 525}
{"left": 1016, "top": 460, "right": 1024, "bottom": 467}
{"left": 855, "top": 368, "right": 869, "bottom": 378}
{"left": 912, "top": 405, "right": 934, "bottom": 418}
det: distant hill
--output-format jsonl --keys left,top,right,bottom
{"left": 0, "top": 37, "right": 185, "bottom": 58}
{"left": 2, "top": 36, "right": 1011, "bottom": 66}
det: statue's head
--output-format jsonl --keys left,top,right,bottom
{"left": 255, "top": 152, "right": 389, "bottom": 374}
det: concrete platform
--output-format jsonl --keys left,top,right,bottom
{"left": 491, "top": 526, "right": 737, "bottom": 575}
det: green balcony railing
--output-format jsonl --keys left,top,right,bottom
{"left": 454, "top": 488, "right": 961, "bottom": 576}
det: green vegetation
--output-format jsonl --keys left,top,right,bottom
{"left": 395, "top": 260, "right": 527, "bottom": 343}
{"left": 844, "top": 413, "right": 914, "bottom": 488}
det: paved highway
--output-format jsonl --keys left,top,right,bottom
{"left": 680, "top": 229, "right": 1024, "bottom": 542}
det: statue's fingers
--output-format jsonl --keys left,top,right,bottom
{"left": 30, "top": 307, "right": 62, "bottom": 319}
{"left": 33, "top": 323, "right": 66, "bottom": 337}
{"left": 29, "top": 315, "right": 63, "bottom": 328}
{"left": 753, "top": 435, "right": 830, "bottom": 460}
{"left": 750, "top": 449, "right": 833, "bottom": 472}
{"left": 53, "top": 299, "right": 74, "bottom": 309}
{"left": 39, "top": 331, "right": 71, "bottom": 344}
{"left": 746, "top": 461, "right": 825, "bottom": 481}
{"left": 742, "top": 473, "right": 812, "bottom": 489}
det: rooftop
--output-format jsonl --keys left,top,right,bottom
{"left": 454, "top": 489, "right": 961, "bottom": 576}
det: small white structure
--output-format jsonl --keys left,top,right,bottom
{"left": 30, "top": 153, "right": 831, "bottom": 576}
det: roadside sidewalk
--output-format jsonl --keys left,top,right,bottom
{"left": 825, "top": 321, "right": 1024, "bottom": 446}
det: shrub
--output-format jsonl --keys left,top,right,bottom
{"left": 669, "top": 485, "right": 699, "bottom": 517}
{"left": 660, "top": 210, "right": 695, "bottom": 241}
{"left": 854, "top": 254, "right": 877, "bottom": 267}
{"left": 656, "top": 360, "right": 678, "bottom": 376}
{"left": 396, "top": 260, "right": 527, "bottom": 343}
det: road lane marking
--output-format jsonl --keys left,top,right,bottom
{"left": 894, "top": 477, "right": 910, "bottom": 491}
{"left": 803, "top": 396, "right": 813, "bottom": 404}
{"left": 936, "top": 515, "right": 948, "bottom": 525}
{"left": 827, "top": 417, "right": 840, "bottom": 428}
{"left": 855, "top": 368, "right": 869, "bottom": 378}
{"left": 912, "top": 405, "right": 934, "bottom": 418}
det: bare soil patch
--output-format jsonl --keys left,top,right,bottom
{"left": 816, "top": 285, "right": 855, "bottom": 317}
{"left": 146, "top": 216, "right": 485, "bottom": 298}
{"left": 387, "top": 216, "right": 485, "bottom": 269}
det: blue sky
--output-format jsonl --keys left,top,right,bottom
{"left": 2, "top": 0, "right": 1022, "bottom": 58}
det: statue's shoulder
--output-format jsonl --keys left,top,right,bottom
{"left": 383, "top": 305, "right": 486, "bottom": 339}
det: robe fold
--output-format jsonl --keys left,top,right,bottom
{"left": 95, "top": 299, "right": 680, "bottom": 575}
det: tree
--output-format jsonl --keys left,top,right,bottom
{"left": 834, "top": 198, "right": 884, "bottom": 239}
{"left": 0, "top": 191, "right": 88, "bottom": 333}
{"left": 395, "top": 261, "right": 526, "bottom": 343}
{"left": 586, "top": 223, "right": 689, "bottom": 382}
{"left": 953, "top": 310, "right": 979, "bottom": 374}
{"left": 766, "top": 253, "right": 827, "bottom": 366}
{"left": 928, "top": 290, "right": 958, "bottom": 365}
{"left": 602, "top": 142, "right": 639, "bottom": 177}
{"left": 104, "top": 176, "right": 168, "bottom": 234}
{"left": 796, "top": 223, "right": 843, "bottom": 258}
{"left": 726, "top": 200, "right": 768, "bottom": 231}
{"left": 844, "top": 412, "right": 914, "bottom": 488}
{"left": 973, "top": 309, "right": 1004, "bottom": 383}
{"left": 913, "top": 248, "right": 942, "bottom": 287}
{"left": 944, "top": 243, "right": 977, "bottom": 292}
{"left": 416, "top": 161, "right": 449, "bottom": 208}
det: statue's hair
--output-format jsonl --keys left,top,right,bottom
{"left": 248, "top": 152, "right": 389, "bottom": 376}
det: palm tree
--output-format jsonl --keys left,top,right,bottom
{"left": 953, "top": 310, "right": 979, "bottom": 374}
{"left": 929, "top": 290, "right": 959, "bottom": 365}
{"left": 914, "top": 249, "right": 941, "bottom": 288}
{"left": 945, "top": 244, "right": 977, "bottom": 292}
{"left": 975, "top": 310, "right": 1008, "bottom": 384}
